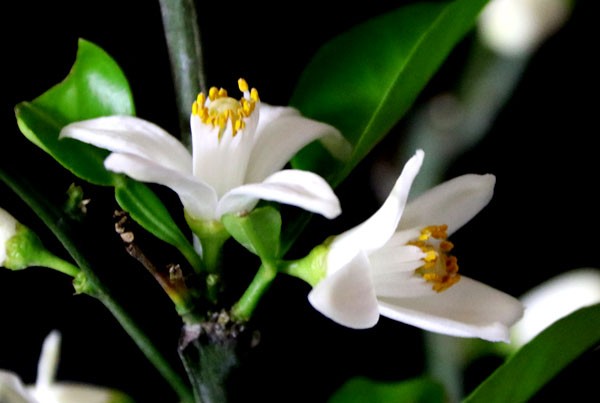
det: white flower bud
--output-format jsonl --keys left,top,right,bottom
{"left": 511, "top": 268, "right": 600, "bottom": 347}
{"left": 477, "top": 0, "right": 571, "bottom": 57}
{"left": 0, "top": 208, "right": 19, "bottom": 267}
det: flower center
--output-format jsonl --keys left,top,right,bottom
{"left": 409, "top": 225, "right": 460, "bottom": 292}
{"left": 191, "top": 78, "right": 260, "bottom": 137}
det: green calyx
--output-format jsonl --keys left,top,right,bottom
{"left": 184, "top": 211, "right": 231, "bottom": 273}
{"left": 280, "top": 243, "right": 330, "bottom": 287}
{"left": 184, "top": 211, "right": 232, "bottom": 305}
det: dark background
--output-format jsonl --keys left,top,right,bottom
{"left": 1, "top": 1, "right": 598, "bottom": 402}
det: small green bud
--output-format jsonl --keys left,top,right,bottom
{"left": 1, "top": 207, "right": 79, "bottom": 277}
{"left": 63, "top": 183, "right": 90, "bottom": 222}
{"left": 1, "top": 205, "right": 49, "bottom": 271}
{"left": 4, "top": 223, "right": 50, "bottom": 271}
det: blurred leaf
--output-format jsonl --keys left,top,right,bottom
{"left": 115, "top": 178, "right": 202, "bottom": 271}
{"left": 14, "top": 38, "right": 134, "bottom": 185}
{"left": 222, "top": 206, "right": 282, "bottom": 260}
{"left": 290, "top": 0, "right": 489, "bottom": 185}
{"left": 463, "top": 303, "right": 600, "bottom": 403}
{"left": 328, "top": 376, "right": 446, "bottom": 403}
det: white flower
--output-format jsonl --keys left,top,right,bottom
{"left": 0, "top": 330, "right": 132, "bottom": 403}
{"left": 308, "top": 150, "right": 524, "bottom": 342}
{"left": 60, "top": 79, "right": 347, "bottom": 221}
{"left": 511, "top": 268, "right": 600, "bottom": 347}
{"left": 477, "top": 0, "right": 571, "bottom": 57}
{"left": 0, "top": 208, "right": 19, "bottom": 267}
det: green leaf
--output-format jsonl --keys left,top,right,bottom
{"left": 14, "top": 38, "right": 135, "bottom": 185}
{"left": 222, "top": 206, "right": 282, "bottom": 261}
{"left": 115, "top": 178, "right": 202, "bottom": 272}
{"left": 290, "top": 0, "right": 489, "bottom": 185}
{"left": 328, "top": 376, "right": 446, "bottom": 403}
{"left": 463, "top": 303, "right": 600, "bottom": 403}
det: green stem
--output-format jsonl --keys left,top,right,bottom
{"left": 91, "top": 285, "right": 194, "bottom": 403}
{"left": 34, "top": 251, "right": 80, "bottom": 277}
{"left": 158, "top": 0, "right": 207, "bottom": 147}
{"left": 231, "top": 261, "right": 278, "bottom": 322}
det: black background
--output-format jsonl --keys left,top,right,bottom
{"left": 1, "top": 1, "right": 598, "bottom": 402}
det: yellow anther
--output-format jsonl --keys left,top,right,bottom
{"left": 424, "top": 250, "right": 438, "bottom": 262}
{"left": 440, "top": 240, "right": 454, "bottom": 252}
{"left": 199, "top": 107, "right": 208, "bottom": 120}
{"left": 412, "top": 223, "right": 460, "bottom": 293}
{"left": 238, "top": 78, "right": 249, "bottom": 92}
{"left": 422, "top": 273, "right": 439, "bottom": 282}
{"left": 191, "top": 78, "right": 259, "bottom": 137}
{"left": 420, "top": 225, "right": 449, "bottom": 240}
{"left": 418, "top": 230, "right": 431, "bottom": 241}
{"left": 208, "top": 87, "right": 219, "bottom": 101}
{"left": 445, "top": 256, "right": 459, "bottom": 273}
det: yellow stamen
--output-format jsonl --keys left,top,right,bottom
{"left": 208, "top": 87, "right": 219, "bottom": 101}
{"left": 191, "top": 78, "right": 260, "bottom": 137}
{"left": 238, "top": 78, "right": 249, "bottom": 92}
{"left": 410, "top": 224, "right": 460, "bottom": 293}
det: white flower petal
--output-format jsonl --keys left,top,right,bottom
{"left": 29, "top": 383, "right": 132, "bottom": 403}
{"left": 308, "top": 252, "right": 379, "bottom": 329}
{"left": 253, "top": 103, "right": 299, "bottom": 132}
{"left": 246, "top": 104, "right": 349, "bottom": 183}
{"left": 381, "top": 228, "right": 423, "bottom": 249}
{"left": 105, "top": 153, "right": 218, "bottom": 220}
{"left": 1, "top": 208, "right": 19, "bottom": 266}
{"left": 378, "top": 277, "right": 524, "bottom": 342}
{"left": 35, "top": 330, "right": 60, "bottom": 390}
{"left": 60, "top": 116, "right": 192, "bottom": 173}
{"left": 372, "top": 270, "right": 434, "bottom": 298}
{"left": 218, "top": 169, "right": 341, "bottom": 219}
{"left": 0, "top": 370, "right": 36, "bottom": 403}
{"left": 399, "top": 174, "right": 495, "bottom": 235}
{"left": 328, "top": 150, "right": 424, "bottom": 270}
{"left": 191, "top": 114, "right": 256, "bottom": 197}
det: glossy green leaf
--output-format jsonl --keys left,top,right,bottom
{"left": 290, "top": 0, "right": 489, "bottom": 185}
{"left": 115, "top": 178, "right": 202, "bottom": 272}
{"left": 463, "top": 303, "right": 600, "bottom": 403}
{"left": 222, "top": 207, "right": 282, "bottom": 260}
{"left": 14, "top": 38, "right": 135, "bottom": 185}
{"left": 14, "top": 39, "right": 200, "bottom": 272}
{"left": 328, "top": 376, "right": 446, "bottom": 403}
